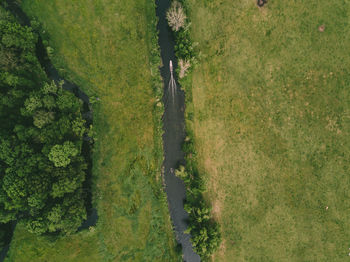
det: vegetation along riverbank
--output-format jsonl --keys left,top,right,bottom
{"left": 166, "top": 0, "right": 222, "bottom": 260}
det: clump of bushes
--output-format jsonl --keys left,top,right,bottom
{"left": 185, "top": 202, "right": 221, "bottom": 259}
{"left": 175, "top": 162, "right": 221, "bottom": 259}
{"left": 176, "top": 137, "right": 221, "bottom": 259}
{"left": 174, "top": 28, "right": 196, "bottom": 61}
{"left": 0, "top": 8, "right": 91, "bottom": 236}
{"left": 166, "top": 0, "right": 197, "bottom": 78}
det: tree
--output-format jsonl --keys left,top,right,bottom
{"left": 48, "top": 141, "right": 79, "bottom": 167}
{"left": 166, "top": 1, "right": 186, "bottom": 32}
{"left": 0, "top": 9, "right": 89, "bottom": 235}
{"left": 33, "top": 110, "right": 54, "bottom": 128}
{"left": 178, "top": 59, "right": 191, "bottom": 78}
{"left": 185, "top": 202, "right": 221, "bottom": 259}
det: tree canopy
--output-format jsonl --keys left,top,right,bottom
{"left": 0, "top": 8, "right": 89, "bottom": 235}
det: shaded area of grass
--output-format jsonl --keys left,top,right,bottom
{"left": 5, "top": 0, "right": 179, "bottom": 261}
{"left": 7, "top": 225, "right": 101, "bottom": 261}
{"left": 184, "top": 0, "right": 350, "bottom": 261}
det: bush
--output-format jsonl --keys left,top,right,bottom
{"left": 174, "top": 29, "right": 195, "bottom": 61}
{"left": 167, "top": 0, "right": 197, "bottom": 65}
{"left": 175, "top": 164, "right": 221, "bottom": 259}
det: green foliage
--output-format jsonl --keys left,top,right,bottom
{"left": 23, "top": 93, "right": 39, "bottom": 110}
{"left": 167, "top": 0, "right": 197, "bottom": 64}
{"left": 175, "top": 165, "right": 221, "bottom": 259}
{"left": 72, "top": 117, "right": 86, "bottom": 137}
{"left": 177, "top": 142, "right": 221, "bottom": 259}
{"left": 33, "top": 110, "right": 54, "bottom": 128}
{"left": 25, "top": 188, "right": 87, "bottom": 235}
{"left": 185, "top": 202, "right": 221, "bottom": 260}
{"left": 57, "top": 91, "right": 81, "bottom": 112}
{"left": 175, "top": 165, "right": 192, "bottom": 185}
{"left": 174, "top": 28, "right": 196, "bottom": 61}
{"left": 182, "top": 135, "right": 196, "bottom": 156}
{"left": 48, "top": 141, "right": 79, "bottom": 167}
{"left": 0, "top": 8, "right": 89, "bottom": 236}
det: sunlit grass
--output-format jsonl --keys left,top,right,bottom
{"left": 5, "top": 0, "right": 179, "bottom": 261}
{"left": 185, "top": 0, "right": 350, "bottom": 261}
{"left": 7, "top": 225, "right": 101, "bottom": 261}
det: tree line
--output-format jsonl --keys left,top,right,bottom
{"left": 0, "top": 8, "right": 90, "bottom": 237}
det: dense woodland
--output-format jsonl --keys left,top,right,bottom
{"left": 0, "top": 9, "right": 89, "bottom": 237}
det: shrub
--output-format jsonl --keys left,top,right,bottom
{"left": 182, "top": 135, "right": 196, "bottom": 156}
{"left": 167, "top": 0, "right": 197, "bottom": 68}
{"left": 174, "top": 28, "right": 195, "bottom": 60}
{"left": 184, "top": 201, "right": 221, "bottom": 260}
{"left": 175, "top": 165, "right": 221, "bottom": 259}
{"left": 48, "top": 141, "right": 79, "bottom": 167}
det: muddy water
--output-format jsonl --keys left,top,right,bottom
{"left": 156, "top": 1, "right": 200, "bottom": 261}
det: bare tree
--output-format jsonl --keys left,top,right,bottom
{"left": 166, "top": 1, "right": 186, "bottom": 32}
{"left": 179, "top": 59, "right": 190, "bottom": 78}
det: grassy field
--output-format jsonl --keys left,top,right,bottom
{"left": 6, "top": 1, "right": 179, "bottom": 261}
{"left": 184, "top": 0, "right": 350, "bottom": 261}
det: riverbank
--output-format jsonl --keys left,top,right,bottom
{"left": 5, "top": 0, "right": 179, "bottom": 261}
{"left": 185, "top": 0, "right": 350, "bottom": 260}
{"left": 156, "top": 0, "right": 200, "bottom": 261}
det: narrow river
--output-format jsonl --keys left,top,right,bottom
{"left": 156, "top": 1, "right": 200, "bottom": 261}
{"left": 1, "top": 0, "right": 199, "bottom": 261}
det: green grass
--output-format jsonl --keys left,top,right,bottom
{"left": 5, "top": 1, "right": 179, "bottom": 261}
{"left": 184, "top": 0, "right": 350, "bottom": 261}
{"left": 7, "top": 226, "right": 101, "bottom": 261}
